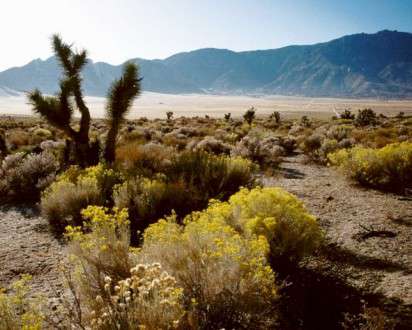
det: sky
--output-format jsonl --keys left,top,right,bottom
{"left": 0, "top": 0, "right": 411, "bottom": 71}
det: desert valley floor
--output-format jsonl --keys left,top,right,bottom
{"left": 1, "top": 92, "right": 412, "bottom": 119}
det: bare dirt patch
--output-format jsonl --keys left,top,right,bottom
{"left": 262, "top": 154, "right": 412, "bottom": 328}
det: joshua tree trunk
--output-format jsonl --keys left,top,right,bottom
{"left": 104, "top": 122, "right": 119, "bottom": 164}
{"left": 0, "top": 131, "right": 7, "bottom": 158}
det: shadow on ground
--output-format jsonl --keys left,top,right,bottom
{"left": 273, "top": 245, "right": 412, "bottom": 330}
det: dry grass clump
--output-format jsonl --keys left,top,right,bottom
{"left": 116, "top": 141, "right": 173, "bottom": 176}
{"left": 329, "top": 141, "right": 412, "bottom": 193}
{"left": 0, "top": 151, "right": 59, "bottom": 204}
{"left": 90, "top": 263, "right": 185, "bottom": 329}
{"left": 5, "top": 129, "right": 30, "bottom": 149}
{"left": 0, "top": 274, "right": 44, "bottom": 330}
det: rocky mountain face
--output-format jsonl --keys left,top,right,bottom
{"left": 1, "top": 30, "right": 411, "bottom": 98}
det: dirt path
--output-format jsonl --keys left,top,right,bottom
{"left": 262, "top": 154, "right": 412, "bottom": 326}
{"left": 0, "top": 207, "right": 65, "bottom": 310}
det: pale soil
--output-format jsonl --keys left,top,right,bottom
{"left": 0, "top": 207, "right": 65, "bottom": 314}
{"left": 1, "top": 93, "right": 412, "bottom": 119}
{"left": 0, "top": 154, "right": 411, "bottom": 327}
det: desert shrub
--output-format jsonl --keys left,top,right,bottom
{"left": 318, "top": 138, "right": 339, "bottom": 164}
{"left": 355, "top": 108, "right": 378, "bottom": 127}
{"left": 300, "top": 115, "right": 311, "bottom": 127}
{"left": 114, "top": 177, "right": 189, "bottom": 243}
{"left": 328, "top": 142, "right": 412, "bottom": 193}
{"left": 65, "top": 207, "right": 133, "bottom": 303}
{"left": 279, "top": 136, "right": 297, "bottom": 154}
{"left": 162, "top": 132, "right": 189, "bottom": 150}
{"left": 140, "top": 212, "right": 278, "bottom": 328}
{"left": 199, "top": 187, "right": 322, "bottom": 265}
{"left": 326, "top": 125, "right": 352, "bottom": 141}
{"left": 232, "top": 134, "right": 283, "bottom": 168}
{"left": 116, "top": 142, "right": 173, "bottom": 176}
{"left": 186, "top": 136, "right": 232, "bottom": 155}
{"left": 288, "top": 124, "right": 305, "bottom": 136}
{"left": 224, "top": 112, "right": 231, "bottom": 121}
{"left": 30, "top": 127, "right": 53, "bottom": 145}
{"left": 302, "top": 133, "right": 323, "bottom": 156}
{"left": 243, "top": 107, "right": 256, "bottom": 125}
{"left": 0, "top": 274, "right": 44, "bottom": 330}
{"left": 65, "top": 205, "right": 276, "bottom": 329}
{"left": 90, "top": 263, "right": 186, "bottom": 329}
{"left": 165, "top": 150, "right": 255, "bottom": 201}
{"left": 6, "top": 129, "right": 30, "bottom": 149}
{"left": 41, "top": 164, "right": 122, "bottom": 232}
{"left": 340, "top": 109, "right": 355, "bottom": 120}
{"left": 0, "top": 151, "right": 59, "bottom": 204}
{"left": 115, "top": 152, "right": 255, "bottom": 242}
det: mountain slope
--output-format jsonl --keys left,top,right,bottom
{"left": 0, "top": 30, "right": 411, "bottom": 97}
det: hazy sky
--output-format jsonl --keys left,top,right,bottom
{"left": 1, "top": 0, "right": 411, "bottom": 71}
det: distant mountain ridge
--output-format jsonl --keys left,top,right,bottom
{"left": 1, "top": 30, "right": 412, "bottom": 98}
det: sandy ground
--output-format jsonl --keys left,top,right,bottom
{"left": 263, "top": 154, "right": 412, "bottom": 326}
{"left": 1, "top": 92, "right": 412, "bottom": 119}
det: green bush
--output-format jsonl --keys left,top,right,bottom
{"left": 355, "top": 108, "right": 378, "bottom": 127}
{"left": 165, "top": 150, "right": 255, "bottom": 201}
{"left": 328, "top": 142, "right": 412, "bottom": 193}
{"left": 114, "top": 177, "right": 189, "bottom": 243}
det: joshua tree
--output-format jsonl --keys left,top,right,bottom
{"left": 270, "top": 111, "right": 280, "bottom": 124}
{"left": 224, "top": 113, "right": 231, "bottom": 122}
{"left": 28, "top": 35, "right": 141, "bottom": 166}
{"left": 104, "top": 63, "right": 141, "bottom": 163}
{"left": 355, "top": 108, "right": 377, "bottom": 127}
{"left": 243, "top": 107, "right": 256, "bottom": 126}
{"left": 166, "top": 111, "right": 174, "bottom": 121}
{"left": 340, "top": 109, "right": 355, "bottom": 120}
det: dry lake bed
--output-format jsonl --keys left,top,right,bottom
{"left": 1, "top": 92, "right": 412, "bottom": 119}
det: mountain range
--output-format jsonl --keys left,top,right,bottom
{"left": 1, "top": 30, "right": 412, "bottom": 98}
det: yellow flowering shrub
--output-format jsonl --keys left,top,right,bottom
{"left": 65, "top": 206, "right": 134, "bottom": 314}
{"left": 141, "top": 212, "right": 278, "bottom": 328}
{"left": 0, "top": 275, "right": 44, "bottom": 330}
{"left": 328, "top": 142, "right": 412, "bottom": 192}
{"left": 41, "top": 164, "right": 123, "bottom": 233}
{"left": 190, "top": 187, "right": 322, "bottom": 264}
